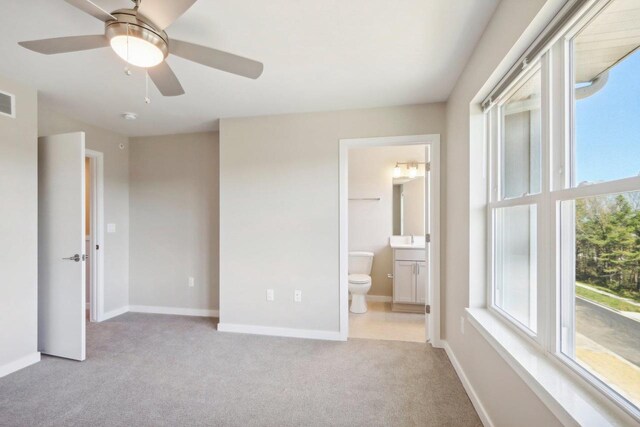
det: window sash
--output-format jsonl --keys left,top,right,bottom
{"left": 484, "top": 0, "right": 640, "bottom": 419}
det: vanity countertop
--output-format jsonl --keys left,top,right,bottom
{"left": 389, "top": 235, "right": 425, "bottom": 249}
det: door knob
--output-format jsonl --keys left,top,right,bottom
{"left": 62, "top": 254, "right": 81, "bottom": 262}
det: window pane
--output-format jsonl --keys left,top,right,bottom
{"left": 560, "top": 192, "right": 640, "bottom": 409}
{"left": 494, "top": 205, "right": 537, "bottom": 332}
{"left": 573, "top": 0, "right": 640, "bottom": 186}
{"left": 501, "top": 70, "right": 542, "bottom": 199}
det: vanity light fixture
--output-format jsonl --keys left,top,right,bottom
{"left": 408, "top": 164, "right": 418, "bottom": 179}
{"left": 393, "top": 161, "right": 425, "bottom": 178}
{"left": 393, "top": 163, "right": 402, "bottom": 178}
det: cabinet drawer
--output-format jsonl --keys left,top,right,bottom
{"left": 394, "top": 249, "right": 426, "bottom": 261}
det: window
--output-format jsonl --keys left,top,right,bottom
{"left": 488, "top": 66, "right": 542, "bottom": 336}
{"left": 486, "top": 0, "right": 640, "bottom": 418}
{"left": 494, "top": 204, "right": 537, "bottom": 331}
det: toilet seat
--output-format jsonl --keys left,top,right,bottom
{"left": 348, "top": 274, "right": 371, "bottom": 284}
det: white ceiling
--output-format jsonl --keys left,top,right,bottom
{"left": 0, "top": 0, "right": 498, "bottom": 137}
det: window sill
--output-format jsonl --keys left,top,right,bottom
{"left": 466, "top": 308, "right": 636, "bottom": 427}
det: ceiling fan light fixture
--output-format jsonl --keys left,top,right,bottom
{"left": 110, "top": 35, "right": 164, "bottom": 68}
{"left": 105, "top": 13, "right": 169, "bottom": 69}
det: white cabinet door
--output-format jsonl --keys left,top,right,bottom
{"left": 416, "top": 261, "right": 428, "bottom": 304}
{"left": 394, "top": 261, "right": 415, "bottom": 303}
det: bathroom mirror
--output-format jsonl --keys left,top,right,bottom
{"left": 392, "top": 176, "right": 425, "bottom": 236}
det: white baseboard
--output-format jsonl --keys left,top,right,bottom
{"left": 217, "top": 323, "right": 344, "bottom": 341}
{"left": 101, "top": 305, "right": 130, "bottom": 321}
{"left": 348, "top": 294, "right": 392, "bottom": 302}
{"left": 129, "top": 305, "right": 219, "bottom": 318}
{"left": 0, "top": 352, "right": 40, "bottom": 378}
{"left": 442, "top": 341, "right": 493, "bottom": 427}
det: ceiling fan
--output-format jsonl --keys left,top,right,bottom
{"left": 18, "top": 0, "right": 264, "bottom": 96}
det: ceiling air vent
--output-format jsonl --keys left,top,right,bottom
{"left": 0, "top": 91, "right": 15, "bottom": 118}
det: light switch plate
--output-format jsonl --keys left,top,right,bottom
{"left": 107, "top": 223, "right": 116, "bottom": 233}
{"left": 266, "top": 289, "right": 274, "bottom": 301}
{"left": 294, "top": 290, "right": 302, "bottom": 303}
{"left": 188, "top": 277, "right": 195, "bottom": 288}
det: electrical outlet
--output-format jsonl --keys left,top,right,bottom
{"left": 266, "top": 289, "right": 274, "bottom": 302}
{"left": 188, "top": 277, "right": 195, "bottom": 288}
{"left": 460, "top": 316, "right": 465, "bottom": 335}
{"left": 294, "top": 290, "right": 302, "bottom": 303}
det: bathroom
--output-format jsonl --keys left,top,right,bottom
{"left": 347, "top": 143, "right": 431, "bottom": 342}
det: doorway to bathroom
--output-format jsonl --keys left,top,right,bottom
{"left": 339, "top": 134, "right": 441, "bottom": 345}
{"left": 85, "top": 149, "right": 105, "bottom": 323}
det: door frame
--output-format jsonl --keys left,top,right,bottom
{"left": 85, "top": 149, "right": 105, "bottom": 322}
{"left": 339, "top": 134, "right": 441, "bottom": 346}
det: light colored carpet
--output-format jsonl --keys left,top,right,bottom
{"left": 0, "top": 313, "right": 481, "bottom": 427}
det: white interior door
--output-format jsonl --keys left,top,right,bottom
{"left": 38, "top": 132, "right": 86, "bottom": 361}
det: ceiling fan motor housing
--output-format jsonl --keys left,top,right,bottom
{"left": 105, "top": 9, "right": 169, "bottom": 62}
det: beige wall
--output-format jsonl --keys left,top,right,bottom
{"left": 220, "top": 103, "right": 445, "bottom": 331}
{"left": 348, "top": 145, "right": 426, "bottom": 296}
{"left": 0, "top": 75, "right": 38, "bottom": 371}
{"left": 444, "top": 0, "right": 565, "bottom": 425}
{"left": 38, "top": 106, "right": 130, "bottom": 313}
{"left": 129, "top": 132, "right": 219, "bottom": 312}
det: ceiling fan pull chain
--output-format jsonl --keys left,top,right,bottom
{"left": 124, "top": 23, "right": 132, "bottom": 76}
{"left": 145, "top": 72, "right": 151, "bottom": 104}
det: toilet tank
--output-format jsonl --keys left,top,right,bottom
{"left": 348, "top": 251, "right": 374, "bottom": 275}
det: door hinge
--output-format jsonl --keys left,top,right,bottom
{"left": 425, "top": 234, "right": 431, "bottom": 243}
{"left": 425, "top": 304, "right": 431, "bottom": 314}
{"left": 426, "top": 162, "right": 431, "bottom": 172}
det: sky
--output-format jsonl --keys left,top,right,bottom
{"left": 575, "top": 49, "right": 640, "bottom": 184}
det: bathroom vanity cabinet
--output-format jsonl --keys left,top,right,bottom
{"left": 392, "top": 248, "right": 426, "bottom": 313}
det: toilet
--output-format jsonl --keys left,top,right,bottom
{"left": 348, "top": 251, "right": 374, "bottom": 313}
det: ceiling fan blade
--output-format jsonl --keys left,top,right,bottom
{"left": 147, "top": 61, "right": 185, "bottom": 97}
{"left": 170, "top": 40, "right": 264, "bottom": 79}
{"left": 138, "top": 0, "right": 197, "bottom": 29}
{"left": 19, "top": 35, "right": 109, "bottom": 55}
{"left": 63, "top": 0, "right": 115, "bottom": 22}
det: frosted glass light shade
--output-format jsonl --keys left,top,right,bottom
{"left": 110, "top": 35, "right": 164, "bottom": 68}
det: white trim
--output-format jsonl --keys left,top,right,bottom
{"left": 442, "top": 341, "right": 494, "bottom": 427}
{"left": 348, "top": 294, "right": 393, "bottom": 302}
{"left": 217, "top": 323, "right": 343, "bottom": 341}
{"left": 466, "top": 308, "right": 638, "bottom": 427}
{"left": 101, "top": 306, "right": 129, "bottom": 321}
{"left": 85, "top": 150, "right": 105, "bottom": 323}
{"left": 128, "top": 305, "right": 219, "bottom": 318}
{"left": 339, "top": 134, "right": 442, "bottom": 346}
{"left": 0, "top": 352, "right": 40, "bottom": 378}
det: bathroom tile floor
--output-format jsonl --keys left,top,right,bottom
{"left": 349, "top": 301, "right": 426, "bottom": 342}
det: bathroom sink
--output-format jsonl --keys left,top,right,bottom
{"left": 389, "top": 235, "right": 425, "bottom": 249}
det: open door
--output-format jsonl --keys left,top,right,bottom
{"left": 423, "top": 146, "right": 431, "bottom": 342}
{"left": 38, "top": 132, "right": 86, "bottom": 361}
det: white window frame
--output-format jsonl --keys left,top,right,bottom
{"left": 487, "top": 60, "right": 546, "bottom": 345}
{"left": 485, "top": 0, "right": 640, "bottom": 419}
